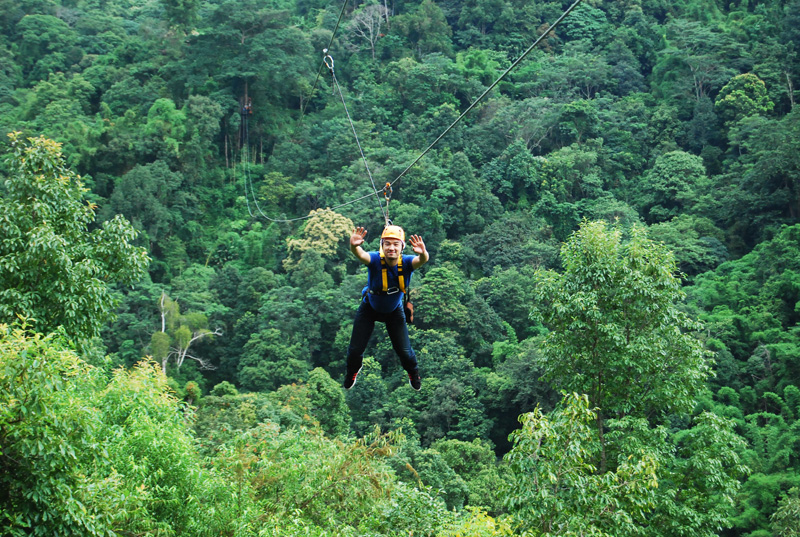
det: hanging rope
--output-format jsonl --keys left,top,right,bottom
{"left": 239, "top": 73, "right": 385, "bottom": 223}
{"left": 240, "top": 107, "right": 255, "bottom": 218}
{"left": 387, "top": 0, "right": 585, "bottom": 189}
{"left": 241, "top": 106, "right": 335, "bottom": 223}
{"left": 324, "top": 50, "right": 390, "bottom": 225}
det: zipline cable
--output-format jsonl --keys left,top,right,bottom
{"left": 387, "top": 0, "right": 585, "bottom": 189}
{"left": 324, "top": 51, "right": 390, "bottom": 225}
{"left": 242, "top": 0, "right": 586, "bottom": 224}
{"left": 299, "top": 0, "right": 350, "bottom": 120}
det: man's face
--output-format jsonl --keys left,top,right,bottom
{"left": 382, "top": 238, "right": 403, "bottom": 259}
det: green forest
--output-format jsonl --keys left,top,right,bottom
{"left": 2, "top": 0, "right": 800, "bottom": 534}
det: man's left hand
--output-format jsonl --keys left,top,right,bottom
{"left": 409, "top": 234, "right": 427, "bottom": 255}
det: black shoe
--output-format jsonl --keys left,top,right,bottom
{"left": 344, "top": 367, "right": 362, "bottom": 390}
{"left": 408, "top": 370, "right": 421, "bottom": 391}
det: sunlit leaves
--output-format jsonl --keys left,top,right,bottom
{"left": 283, "top": 208, "right": 354, "bottom": 273}
{"left": 716, "top": 73, "right": 774, "bottom": 125}
{"left": 0, "top": 134, "right": 149, "bottom": 342}
{"left": 0, "top": 324, "right": 110, "bottom": 536}
{"left": 532, "top": 220, "right": 712, "bottom": 420}
{"left": 504, "top": 392, "right": 659, "bottom": 536}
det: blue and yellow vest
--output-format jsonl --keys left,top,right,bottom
{"left": 362, "top": 251, "right": 415, "bottom": 313}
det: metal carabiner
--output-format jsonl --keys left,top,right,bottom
{"left": 323, "top": 48, "right": 335, "bottom": 73}
{"left": 383, "top": 182, "right": 393, "bottom": 201}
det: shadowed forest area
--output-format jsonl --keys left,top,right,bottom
{"left": 2, "top": 0, "right": 800, "bottom": 535}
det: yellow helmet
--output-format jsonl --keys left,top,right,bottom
{"left": 380, "top": 225, "right": 405, "bottom": 243}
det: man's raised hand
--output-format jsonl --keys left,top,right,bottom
{"left": 350, "top": 227, "right": 368, "bottom": 249}
{"left": 409, "top": 234, "right": 429, "bottom": 269}
{"left": 409, "top": 234, "right": 426, "bottom": 255}
{"left": 350, "top": 227, "right": 371, "bottom": 265}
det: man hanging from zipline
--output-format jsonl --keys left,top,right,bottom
{"left": 344, "top": 224, "right": 429, "bottom": 391}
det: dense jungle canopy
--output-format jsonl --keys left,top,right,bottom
{"left": 2, "top": 0, "right": 800, "bottom": 535}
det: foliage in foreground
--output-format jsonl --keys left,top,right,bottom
{"left": 502, "top": 391, "right": 749, "bottom": 537}
{"left": 0, "top": 322, "right": 523, "bottom": 536}
{"left": 0, "top": 323, "right": 234, "bottom": 536}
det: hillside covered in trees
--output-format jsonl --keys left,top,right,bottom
{"left": 2, "top": 0, "right": 800, "bottom": 535}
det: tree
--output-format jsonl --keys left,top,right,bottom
{"left": 503, "top": 392, "right": 659, "bottom": 536}
{"left": 238, "top": 326, "right": 307, "bottom": 391}
{"left": 685, "top": 224, "right": 800, "bottom": 395}
{"left": 283, "top": 208, "right": 354, "bottom": 274}
{"left": 432, "top": 438, "right": 506, "bottom": 511}
{"left": 647, "top": 214, "right": 728, "bottom": 277}
{"left": 455, "top": 48, "right": 502, "bottom": 87}
{"left": 441, "top": 152, "right": 502, "bottom": 236}
{"left": 559, "top": 2, "right": 610, "bottom": 46}
{"left": 645, "top": 410, "right": 749, "bottom": 537}
{"left": 724, "top": 107, "right": 800, "bottom": 230}
{"left": 413, "top": 263, "right": 470, "bottom": 333}
{"left": 160, "top": 0, "right": 200, "bottom": 31}
{"left": 0, "top": 324, "right": 118, "bottom": 536}
{"left": 418, "top": 377, "right": 491, "bottom": 444}
{"left": 144, "top": 98, "right": 187, "bottom": 157}
{"left": 772, "top": 487, "right": 800, "bottom": 537}
{"left": 348, "top": 3, "right": 389, "bottom": 60}
{"left": 457, "top": 0, "right": 506, "bottom": 37}
{"left": 97, "top": 360, "right": 222, "bottom": 535}
{"left": 532, "top": 221, "right": 712, "bottom": 430}
{"left": 437, "top": 508, "right": 517, "bottom": 537}
{"left": 715, "top": 73, "right": 775, "bottom": 126}
{"left": 653, "top": 19, "right": 742, "bottom": 105}
{"left": 225, "top": 425, "right": 455, "bottom": 534}
{"left": 14, "top": 14, "right": 78, "bottom": 81}
{"left": 345, "top": 356, "right": 391, "bottom": 435}
{"left": 181, "top": 0, "right": 314, "bottom": 136}
{"left": 392, "top": 0, "right": 453, "bottom": 58}
{"left": 634, "top": 150, "right": 709, "bottom": 223}
{"left": 0, "top": 134, "right": 149, "bottom": 342}
{"left": 21, "top": 72, "right": 101, "bottom": 170}
{"left": 523, "top": 45, "right": 612, "bottom": 101}
{"left": 480, "top": 138, "right": 545, "bottom": 207}
{"left": 153, "top": 292, "right": 223, "bottom": 373}
{"left": 306, "top": 367, "right": 351, "bottom": 437}
{"left": 1, "top": 325, "right": 240, "bottom": 536}
{"left": 102, "top": 160, "right": 186, "bottom": 248}
{"left": 504, "top": 394, "right": 748, "bottom": 537}
{"left": 463, "top": 212, "right": 560, "bottom": 275}
{"left": 180, "top": 95, "right": 223, "bottom": 176}
{"left": 557, "top": 99, "right": 599, "bottom": 146}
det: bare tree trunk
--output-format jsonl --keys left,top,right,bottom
{"left": 788, "top": 72, "right": 795, "bottom": 109}
{"left": 160, "top": 292, "right": 167, "bottom": 333}
{"left": 172, "top": 327, "right": 222, "bottom": 371}
{"left": 351, "top": 4, "right": 386, "bottom": 60}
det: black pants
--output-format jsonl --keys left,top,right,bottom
{"left": 346, "top": 299, "right": 417, "bottom": 374}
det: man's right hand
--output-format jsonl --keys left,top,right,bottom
{"left": 350, "top": 227, "right": 367, "bottom": 249}
{"left": 350, "top": 227, "right": 371, "bottom": 265}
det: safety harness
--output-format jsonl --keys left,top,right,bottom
{"left": 363, "top": 253, "right": 414, "bottom": 322}
{"left": 378, "top": 253, "right": 405, "bottom": 295}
